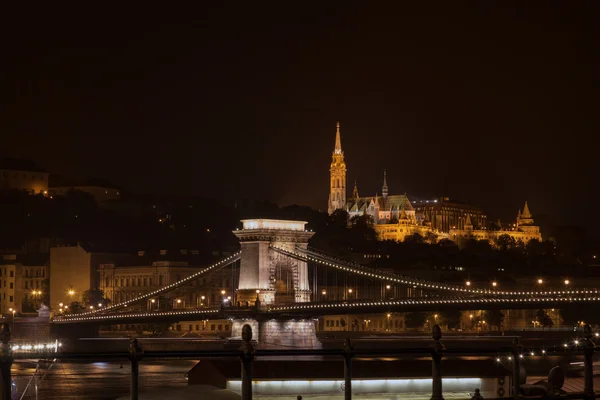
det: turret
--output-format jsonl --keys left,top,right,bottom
{"left": 382, "top": 170, "right": 388, "bottom": 199}
{"left": 464, "top": 213, "right": 473, "bottom": 230}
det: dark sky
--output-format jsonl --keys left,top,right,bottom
{"left": 2, "top": 3, "right": 599, "bottom": 230}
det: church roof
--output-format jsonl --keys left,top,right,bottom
{"left": 381, "top": 194, "right": 413, "bottom": 211}
{"left": 346, "top": 194, "right": 413, "bottom": 211}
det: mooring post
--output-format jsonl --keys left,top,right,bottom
{"left": 241, "top": 324, "right": 255, "bottom": 400}
{"left": 343, "top": 338, "right": 354, "bottom": 400}
{"left": 0, "top": 323, "right": 12, "bottom": 400}
{"left": 583, "top": 324, "right": 595, "bottom": 398}
{"left": 430, "top": 324, "right": 445, "bottom": 400}
{"left": 128, "top": 337, "right": 144, "bottom": 400}
{"left": 512, "top": 337, "right": 522, "bottom": 399}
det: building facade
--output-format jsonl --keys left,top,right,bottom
{"left": 0, "top": 254, "right": 48, "bottom": 314}
{"left": 50, "top": 185, "right": 121, "bottom": 203}
{"left": 449, "top": 201, "right": 542, "bottom": 247}
{"left": 49, "top": 244, "right": 128, "bottom": 310}
{"left": 98, "top": 257, "right": 237, "bottom": 309}
{"left": 0, "top": 158, "right": 49, "bottom": 194}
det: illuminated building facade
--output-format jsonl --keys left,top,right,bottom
{"left": 450, "top": 201, "right": 542, "bottom": 247}
{"left": 0, "top": 158, "right": 49, "bottom": 195}
{"left": 0, "top": 254, "right": 48, "bottom": 314}
{"left": 98, "top": 256, "right": 236, "bottom": 308}
{"left": 326, "top": 123, "right": 541, "bottom": 246}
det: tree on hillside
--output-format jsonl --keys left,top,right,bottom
{"left": 495, "top": 234, "right": 517, "bottom": 251}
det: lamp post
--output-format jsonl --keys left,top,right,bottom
{"left": 347, "top": 288, "right": 353, "bottom": 301}
{"left": 387, "top": 313, "right": 391, "bottom": 331}
{"left": 8, "top": 308, "right": 15, "bottom": 333}
{"left": 385, "top": 284, "right": 391, "bottom": 300}
{"left": 200, "top": 295, "right": 205, "bottom": 307}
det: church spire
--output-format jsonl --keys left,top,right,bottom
{"left": 521, "top": 201, "right": 532, "bottom": 218}
{"left": 328, "top": 121, "right": 347, "bottom": 215}
{"left": 352, "top": 181, "right": 359, "bottom": 199}
{"left": 382, "top": 170, "right": 388, "bottom": 199}
{"left": 334, "top": 121, "right": 342, "bottom": 155}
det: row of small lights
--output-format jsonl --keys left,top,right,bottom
{"left": 61, "top": 252, "right": 242, "bottom": 319}
{"left": 12, "top": 341, "right": 61, "bottom": 352}
{"left": 54, "top": 308, "right": 220, "bottom": 323}
{"left": 274, "top": 245, "right": 594, "bottom": 297}
{"left": 268, "top": 296, "right": 600, "bottom": 312}
{"left": 494, "top": 336, "right": 600, "bottom": 363}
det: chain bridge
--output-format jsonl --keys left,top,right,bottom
{"left": 51, "top": 219, "right": 600, "bottom": 344}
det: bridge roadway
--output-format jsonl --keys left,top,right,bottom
{"left": 53, "top": 294, "right": 600, "bottom": 325}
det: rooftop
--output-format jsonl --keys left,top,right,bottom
{"left": 240, "top": 219, "right": 308, "bottom": 231}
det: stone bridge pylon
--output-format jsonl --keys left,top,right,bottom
{"left": 233, "top": 219, "right": 314, "bottom": 306}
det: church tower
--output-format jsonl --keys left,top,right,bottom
{"left": 328, "top": 121, "right": 347, "bottom": 214}
{"left": 382, "top": 170, "right": 389, "bottom": 199}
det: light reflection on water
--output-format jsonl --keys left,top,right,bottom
{"left": 11, "top": 359, "right": 197, "bottom": 399}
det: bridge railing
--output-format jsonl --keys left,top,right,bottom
{"left": 1, "top": 322, "right": 599, "bottom": 400}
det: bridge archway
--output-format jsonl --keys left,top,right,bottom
{"left": 233, "top": 219, "right": 314, "bottom": 305}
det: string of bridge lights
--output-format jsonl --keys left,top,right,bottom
{"left": 268, "top": 296, "right": 600, "bottom": 312}
{"left": 54, "top": 308, "right": 221, "bottom": 323}
{"left": 59, "top": 252, "right": 241, "bottom": 320}
{"left": 269, "top": 245, "right": 596, "bottom": 298}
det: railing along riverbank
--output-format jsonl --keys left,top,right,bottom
{"left": 0, "top": 322, "right": 599, "bottom": 400}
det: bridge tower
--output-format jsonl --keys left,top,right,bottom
{"left": 233, "top": 219, "right": 314, "bottom": 305}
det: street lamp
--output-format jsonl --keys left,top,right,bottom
{"left": 564, "top": 279, "right": 570, "bottom": 285}
{"left": 466, "top": 281, "right": 471, "bottom": 287}
{"left": 537, "top": 278, "right": 543, "bottom": 285}
{"left": 98, "top": 303, "right": 102, "bottom": 308}
{"left": 58, "top": 302, "right": 64, "bottom": 308}
{"left": 492, "top": 281, "right": 497, "bottom": 287}
{"left": 89, "top": 305, "right": 94, "bottom": 310}
{"left": 321, "top": 290, "right": 326, "bottom": 296}
{"left": 8, "top": 308, "right": 15, "bottom": 332}
{"left": 386, "top": 285, "right": 391, "bottom": 290}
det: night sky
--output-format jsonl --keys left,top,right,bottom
{"left": 3, "top": 4, "right": 599, "bottom": 230}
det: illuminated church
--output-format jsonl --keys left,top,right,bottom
{"left": 327, "top": 122, "right": 542, "bottom": 246}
